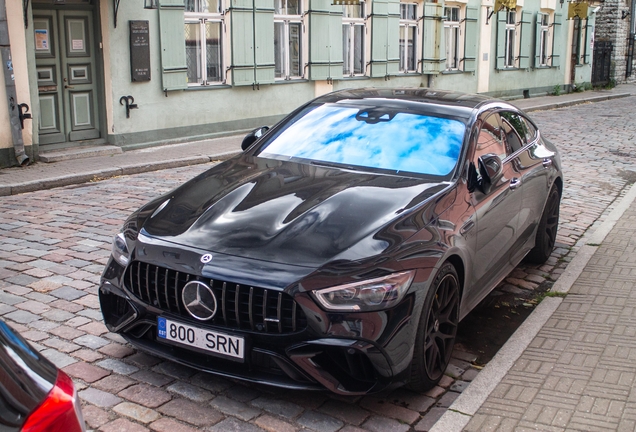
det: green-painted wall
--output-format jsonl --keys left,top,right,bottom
{"left": 487, "top": 7, "right": 568, "bottom": 99}
{"left": 14, "top": 0, "right": 591, "bottom": 159}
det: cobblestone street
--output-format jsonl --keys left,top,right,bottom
{"left": 1, "top": 97, "right": 635, "bottom": 432}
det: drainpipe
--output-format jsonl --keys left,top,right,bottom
{"left": 628, "top": 0, "right": 636, "bottom": 78}
{"left": 0, "top": 0, "right": 29, "bottom": 166}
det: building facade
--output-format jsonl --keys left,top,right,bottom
{"left": 0, "top": 0, "right": 599, "bottom": 167}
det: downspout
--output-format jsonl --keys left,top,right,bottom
{"left": 628, "top": 0, "right": 636, "bottom": 78}
{"left": 0, "top": 0, "right": 29, "bottom": 166}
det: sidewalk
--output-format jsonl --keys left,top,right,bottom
{"left": 1, "top": 83, "right": 635, "bottom": 197}
{"left": 433, "top": 184, "right": 636, "bottom": 432}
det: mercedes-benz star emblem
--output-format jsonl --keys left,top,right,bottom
{"left": 200, "top": 254, "right": 213, "bottom": 263}
{"left": 181, "top": 281, "right": 217, "bottom": 321}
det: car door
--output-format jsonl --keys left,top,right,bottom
{"left": 500, "top": 111, "right": 552, "bottom": 264}
{"left": 464, "top": 112, "right": 523, "bottom": 310}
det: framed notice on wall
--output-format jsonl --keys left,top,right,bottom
{"left": 129, "top": 20, "right": 151, "bottom": 82}
{"left": 35, "top": 29, "right": 49, "bottom": 51}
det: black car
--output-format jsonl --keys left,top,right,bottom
{"left": 99, "top": 88, "right": 562, "bottom": 395}
{"left": 0, "top": 319, "right": 85, "bottom": 431}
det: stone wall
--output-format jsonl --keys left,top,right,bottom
{"left": 594, "top": 0, "right": 636, "bottom": 83}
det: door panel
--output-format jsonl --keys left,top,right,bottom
{"left": 34, "top": 7, "right": 100, "bottom": 146}
{"left": 465, "top": 113, "right": 523, "bottom": 310}
{"left": 501, "top": 112, "right": 551, "bottom": 261}
{"left": 59, "top": 10, "right": 100, "bottom": 141}
{"left": 34, "top": 13, "right": 66, "bottom": 144}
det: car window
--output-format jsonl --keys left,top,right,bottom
{"left": 500, "top": 112, "right": 527, "bottom": 153}
{"left": 257, "top": 103, "right": 466, "bottom": 177}
{"left": 475, "top": 113, "right": 506, "bottom": 161}
{"left": 521, "top": 116, "right": 537, "bottom": 143}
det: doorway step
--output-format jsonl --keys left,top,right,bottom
{"left": 39, "top": 145, "right": 122, "bottom": 163}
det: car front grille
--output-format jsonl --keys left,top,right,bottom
{"left": 124, "top": 261, "right": 307, "bottom": 334}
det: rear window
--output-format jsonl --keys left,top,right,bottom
{"left": 257, "top": 104, "right": 466, "bottom": 177}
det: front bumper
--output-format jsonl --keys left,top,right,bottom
{"left": 99, "top": 256, "right": 420, "bottom": 395}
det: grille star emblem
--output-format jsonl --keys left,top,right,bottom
{"left": 181, "top": 281, "right": 217, "bottom": 321}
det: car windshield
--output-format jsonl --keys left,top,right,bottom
{"left": 257, "top": 103, "right": 466, "bottom": 177}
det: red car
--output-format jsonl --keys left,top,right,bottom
{"left": 0, "top": 319, "right": 85, "bottom": 432}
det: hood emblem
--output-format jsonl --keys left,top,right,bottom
{"left": 200, "top": 254, "right": 213, "bottom": 263}
{"left": 182, "top": 281, "right": 217, "bottom": 321}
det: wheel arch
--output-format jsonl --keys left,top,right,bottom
{"left": 445, "top": 254, "right": 465, "bottom": 300}
{"left": 553, "top": 176, "right": 563, "bottom": 196}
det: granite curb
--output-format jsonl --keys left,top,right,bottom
{"left": 430, "top": 181, "right": 636, "bottom": 432}
{"left": 519, "top": 92, "right": 632, "bottom": 112}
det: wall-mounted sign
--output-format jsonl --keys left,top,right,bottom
{"left": 494, "top": 0, "right": 517, "bottom": 12}
{"left": 129, "top": 21, "right": 151, "bottom": 82}
{"left": 568, "top": 1, "right": 588, "bottom": 19}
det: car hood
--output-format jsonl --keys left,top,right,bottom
{"left": 141, "top": 156, "right": 449, "bottom": 268}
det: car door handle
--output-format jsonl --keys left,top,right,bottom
{"left": 542, "top": 158, "right": 553, "bottom": 168}
{"left": 509, "top": 177, "right": 521, "bottom": 190}
{"left": 460, "top": 219, "right": 475, "bottom": 235}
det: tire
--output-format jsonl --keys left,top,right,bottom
{"left": 525, "top": 186, "right": 561, "bottom": 264}
{"left": 408, "top": 262, "right": 460, "bottom": 392}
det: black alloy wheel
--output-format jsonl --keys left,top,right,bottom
{"left": 408, "top": 263, "right": 460, "bottom": 391}
{"left": 526, "top": 186, "right": 561, "bottom": 264}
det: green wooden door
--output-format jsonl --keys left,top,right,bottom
{"left": 34, "top": 8, "right": 100, "bottom": 146}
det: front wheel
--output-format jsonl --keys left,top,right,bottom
{"left": 408, "top": 263, "right": 460, "bottom": 392}
{"left": 526, "top": 186, "right": 561, "bottom": 264}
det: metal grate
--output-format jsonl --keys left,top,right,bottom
{"left": 125, "top": 261, "right": 306, "bottom": 334}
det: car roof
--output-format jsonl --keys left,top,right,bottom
{"left": 313, "top": 88, "right": 498, "bottom": 120}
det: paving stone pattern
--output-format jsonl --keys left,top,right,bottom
{"left": 464, "top": 191, "right": 636, "bottom": 431}
{"left": 0, "top": 97, "right": 635, "bottom": 431}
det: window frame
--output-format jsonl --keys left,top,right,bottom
{"left": 342, "top": 2, "right": 366, "bottom": 77}
{"left": 274, "top": 0, "right": 304, "bottom": 80}
{"left": 538, "top": 13, "right": 550, "bottom": 67}
{"left": 399, "top": 2, "right": 419, "bottom": 73}
{"left": 443, "top": 5, "right": 462, "bottom": 71}
{"left": 504, "top": 10, "right": 516, "bottom": 68}
{"left": 184, "top": 0, "right": 224, "bottom": 87}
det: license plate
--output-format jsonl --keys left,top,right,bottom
{"left": 157, "top": 317, "right": 244, "bottom": 361}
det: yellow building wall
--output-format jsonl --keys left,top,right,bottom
{"left": 0, "top": 0, "right": 33, "bottom": 153}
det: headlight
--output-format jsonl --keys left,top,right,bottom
{"left": 111, "top": 232, "right": 130, "bottom": 266}
{"left": 312, "top": 271, "right": 415, "bottom": 312}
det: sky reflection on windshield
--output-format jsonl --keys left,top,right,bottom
{"left": 259, "top": 104, "right": 465, "bottom": 176}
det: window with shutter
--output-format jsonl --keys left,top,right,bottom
{"left": 308, "top": 0, "right": 343, "bottom": 80}
{"left": 463, "top": 6, "right": 478, "bottom": 72}
{"left": 185, "top": 0, "right": 224, "bottom": 86}
{"left": 369, "top": 0, "right": 400, "bottom": 77}
{"left": 422, "top": 2, "right": 445, "bottom": 74}
{"left": 551, "top": 12, "right": 561, "bottom": 67}
{"left": 229, "top": 0, "right": 275, "bottom": 86}
{"left": 399, "top": 3, "right": 418, "bottom": 73}
{"left": 518, "top": 10, "right": 532, "bottom": 69}
{"left": 343, "top": 1, "right": 366, "bottom": 76}
{"left": 274, "top": 0, "right": 303, "bottom": 80}
{"left": 159, "top": 0, "right": 189, "bottom": 91}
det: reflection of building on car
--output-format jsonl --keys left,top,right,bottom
{"left": 99, "top": 88, "right": 562, "bottom": 395}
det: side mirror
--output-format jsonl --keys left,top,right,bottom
{"left": 241, "top": 126, "right": 269, "bottom": 151}
{"left": 477, "top": 153, "right": 502, "bottom": 194}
